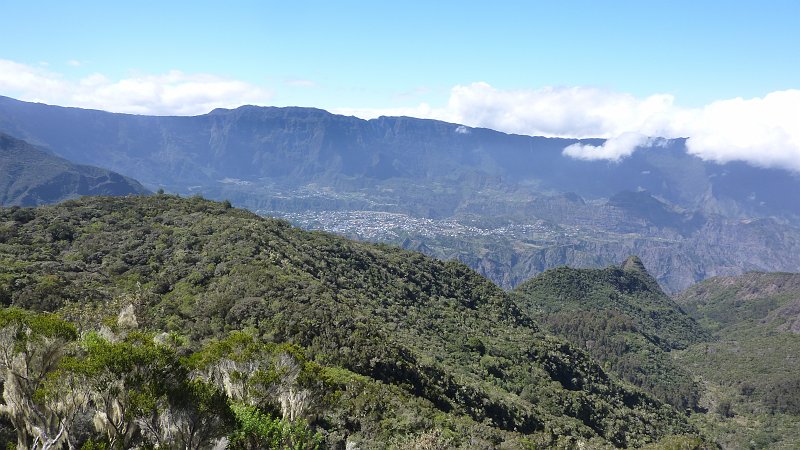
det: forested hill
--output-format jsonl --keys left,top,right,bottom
{"left": 0, "top": 132, "right": 149, "bottom": 206}
{"left": 0, "top": 195, "right": 706, "bottom": 449}
{"left": 673, "top": 272, "right": 800, "bottom": 447}
{"left": 511, "top": 258, "right": 709, "bottom": 411}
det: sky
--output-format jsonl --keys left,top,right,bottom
{"left": 1, "top": 1, "right": 799, "bottom": 171}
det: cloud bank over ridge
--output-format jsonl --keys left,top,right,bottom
{"left": 1, "top": 59, "right": 798, "bottom": 172}
{"left": 342, "top": 82, "right": 800, "bottom": 173}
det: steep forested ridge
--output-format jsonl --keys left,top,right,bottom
{"left": 511, "top": 258, "right": 709, "bottom": 412}
{"left": 512, "top": 262, "right": 800, "bottom": 448}
{"left": 0, "top": 196, "right": 705, "bottom": 449}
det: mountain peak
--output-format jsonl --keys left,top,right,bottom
{"left": 622, "top": 255, "right": 648, "bottom": 274}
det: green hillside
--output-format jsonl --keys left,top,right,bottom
{"left": 511, "top": 257, "right": 709, "bottom": 412}
{"left": 675, "top": 273, "right": 800, "bottom": 448}
{"left": 0, "top": 196, "right": 704, "bottom": 449}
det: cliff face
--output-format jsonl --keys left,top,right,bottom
{"left": 2, "top": 96, "right": 798, "bottom": 220}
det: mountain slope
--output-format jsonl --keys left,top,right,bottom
{"left": 511, "top": 257, "right": 709, "bottom": 411}
{"left": 0, "top": 195, "right": 701, "bottom": 448}
{"left": 674, "top": 273, "right": 800, "bottom": 448}
{"left": 0, "top": 132, "right": 149, "bottom": 206}
{"left": 675, "top": 272, "right": 800, "bottom": 333}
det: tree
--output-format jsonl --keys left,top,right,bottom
{"left": 64, "top": 332, "right": 169, "bottom": 449}
{"left": 142, "top": 379, "right": 234, "bottom": 450}
{"left": 0, "top": 307, "right": 78, "bottom": 450}
{"left": 66, "top": 331, "right": 234, "bottom": 450}
{"left": 189, "top": 332, "right": 324, "bottom": 422}
{"left": 228, "top": 403, "right": 322, "bottom": 450}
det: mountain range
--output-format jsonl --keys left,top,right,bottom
{"left": 1, "top": 95, "right": 799, "bottom": 292}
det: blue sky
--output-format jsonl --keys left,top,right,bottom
{"left": 3, "top": 1, "right": 798, "bottom": 108}
{"left": 1, "top": 1, "right": 799, "bottom": 170}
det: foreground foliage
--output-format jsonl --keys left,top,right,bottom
{"left": 0, "top": 196, "right": 709, "bottom": 448}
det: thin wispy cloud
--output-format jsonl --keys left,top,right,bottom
{"left": 0, "top": 59, "right": 272, "bottom": 116}
{"left": 394, "top": 86, "right": 433, "bottom": 100}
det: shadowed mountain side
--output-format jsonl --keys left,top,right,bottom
{"left": 0, "top": 133, "right": 149, "bottom": 206}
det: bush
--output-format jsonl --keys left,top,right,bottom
{"left": 228, "top": 404, "right": 323, "bottom": 450}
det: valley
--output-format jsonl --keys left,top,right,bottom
{"left": 259, "top": 182, "right": 800, "bottom": 293}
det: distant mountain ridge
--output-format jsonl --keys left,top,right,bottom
{"left": 2, "top": 95, "right": 798, "bottom": 219}
{"left": 1, "top": 95, "right": 799, "bottom": 292}
{"left": 0, "top": 132, "right": 149, "bottom": 206}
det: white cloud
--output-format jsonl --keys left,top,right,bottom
{"left": 441, "top": 82, "right": 677, "bottom": 139}
{"left": 0, "top": 59, "right": 272, "bottom": 115}
{"left": 679, "top": 90, "right": 800, "bottom": 171}
{"left": 0, "top": 60, "right": 68, "bottom": 101}
{"left": 343, "top": 82, "right": 800, "bottom": 172}
{"left": 564, "top": 133, "right": 659, "bottom": 161}
{"left": 67, "top": 59, "right": 81, "bottom": 67}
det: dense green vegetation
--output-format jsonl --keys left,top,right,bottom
{"left": 675, "top": 273, "right": 800, "bottom": 448}
{"left": 511, "top": 257, "right": 709, "bottom": 412}
{"left": 512, "top": 261, "right": 800, "bottom": 448}
{"left": 0, "top": 195, "right": 707, "bottom": 449}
